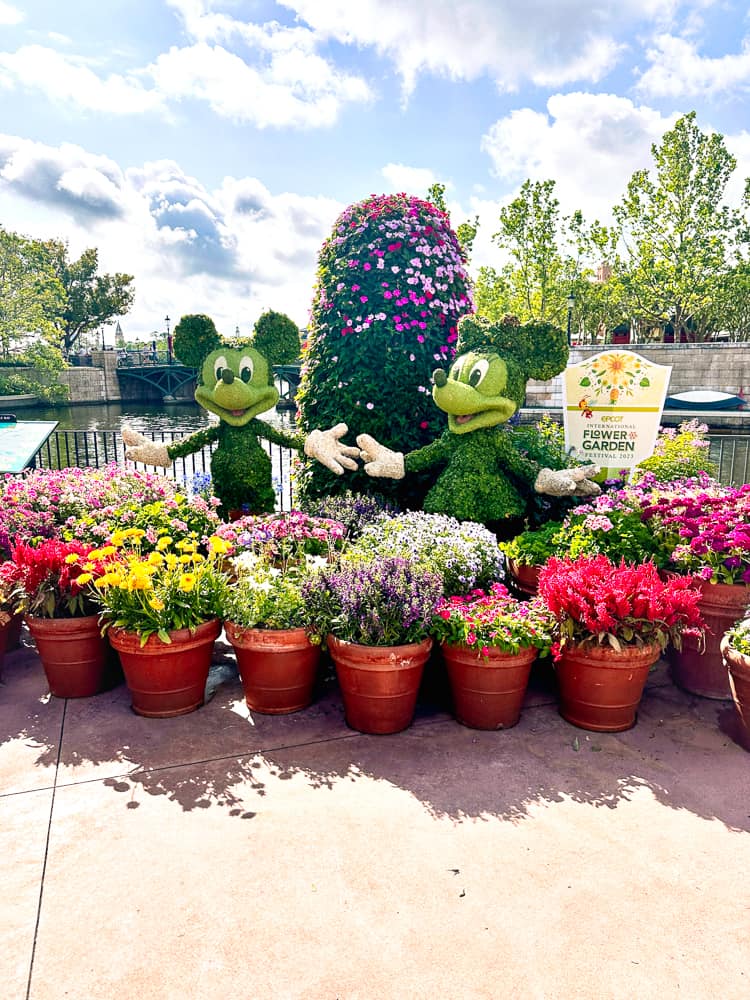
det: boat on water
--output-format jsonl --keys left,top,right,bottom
{"left": 664, "top": 390, "right": 746, "bottom": 411}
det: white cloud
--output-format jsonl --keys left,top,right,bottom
{"left": 281, "top": 0, "right": 681, "bottom": 94}
{"left": 380, "top": 163, "right": 439, "bottom": 195}
{"left": 480, "top": 92, "right": 676, "bottom": 223}
{"left": 0, "top": 45, "right": 166, "bottom": 115}
{"left": 0, "top": 2, "right": 22, "bottom": 25}
{"left": 150, "top": 41, "right": 371, "bottom": 128}
{"left": 636, "top": 33, "right": 750, "bottom": 98}
{"left": 0, "top": 134, "right": 342, "bottom": 335}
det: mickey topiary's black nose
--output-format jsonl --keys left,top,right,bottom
{"left": 221, "top": 368, "right": 234, "bottom": 384}
{"left": 432, "top": 368, "right": 447, "bottom": 388}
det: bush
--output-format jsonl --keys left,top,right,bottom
{"left": 252, "top": 310, "right": 300, "bottom": 366}
{"left": 634, "top": 419, "right": 717, "bottom": 482}
{"left": 295, "top": 192, "right": 473, "bottom": 507}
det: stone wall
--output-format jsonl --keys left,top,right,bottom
{"left": 526, "top": 343, "right": 750, "bottom": 408}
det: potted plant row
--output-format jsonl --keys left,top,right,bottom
{"left": 721, "top": 616, "right": 750, "bottom": 748}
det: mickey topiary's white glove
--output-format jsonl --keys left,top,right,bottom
{"left": 122, "top": 424, "right": 172, "bottom": 467}
{"left": 357, "top": 434, "right": 405, "bottom": 480}
{"left": 304, "top": 422, "right": 360, "bottom": 475}
{"left": 534, "top": 466, "right": 601, "bottom": 497}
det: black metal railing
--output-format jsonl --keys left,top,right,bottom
{"left": 31, "top": 429, "right": 295, "bottom": 511}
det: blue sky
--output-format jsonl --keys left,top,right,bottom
{"left": 1, "top": 0, "right": 749, "bottom": 342}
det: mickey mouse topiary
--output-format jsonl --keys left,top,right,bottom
{"left": 295, "top": 192, "right": 473, "bottom": 508}
{"left": 358, "top": 313, "right": 600, "bottom": 536}
{"left": 122, "top": 314, "right": 357, "bottom": 517}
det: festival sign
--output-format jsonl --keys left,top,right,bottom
{"left": 562, "top": 351, "right": 671, "bottom": 481}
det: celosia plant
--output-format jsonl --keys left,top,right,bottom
{"left": 347, "top": 511, "right": 503, "bottom": 597}
{"left": 94, "top": 529, "right": 231, "bottom": 644}
{"left": 296, "top": 192, "right": 473, "bottom": 506}
{"left": 537, "top": 554, "right": 704, "bottom": 659}
{"left": 11, "top": 539, "right": 114, "bottom": 618}
{"left": 431, "top": 583, "right": 555, "bottom": 657}
{"left": 301, "top": 556, "right": 443, "bottom": 647}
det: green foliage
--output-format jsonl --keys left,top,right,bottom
{"left": 511, "top": 417, "right": 586, "bottom": 527}
{"left": 296, "top": 192, "right": 472, "bottom": 507}
{"left": 173, "top": 314, "right": 222, "bottom": 370}
{"left": 613, "top": 112, "right": 742, "bottom": 341}
{"left": 725, "top": 618, "right": 750, "bottom": 656}
{"left": 499, "top": 520, "right": 565, "bottom": 567}
{"left": 252, "top": 310, "right": 301, "bottom": 367}
{"left": 45, "top": 243, "right": 134, "bottom": 354}
{"left": 553, "top": 507, "right": 668, "bottom": 567}
{"left": 634, "top": 419, "right": 717, "bottom": 482}
{"left": 0, "top": 227, "right": 64, "bottom": 357}
{"left": 0, "top": 370, "right": 69, "bottom": 404}
{"left": 221, "top": 558, "right": 310, "bottom": 630}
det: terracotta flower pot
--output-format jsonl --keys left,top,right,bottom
{"left": 669, "top": 581, "right": 748, "bottom": 700}
{"left": 556, "top": 640, "right": 661, "bottom": 732}
{"left": 327, "top": 635, "right": 433, "bottom": 735}
{"left": 441, "top": 642, "right": 538, "bottom": 730}
{"left": 507, "top": 560, "right": 541, "bottom": 598}
{"left": 25, "top": 613, "right": 117, "bottom": 699}
{"left": 108, "top": 618, "right": 221, "bottom": 717}
{"left": 721, "top": 636, "right": 750, "bottom": 749}
{"left": 225, "top": 623, "right": 320, "bottom": 714}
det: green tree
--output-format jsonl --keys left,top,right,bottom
{"left": 252, "top": 309, "right": 301, "bottom": 366}
{"left": 45, "top": 243, "right": 134, "bottom": 354}
{"left": 613, "top": 112, "right": 743, "bottom": 342}
{"left": 0, "top": 227, "right": 63, "bottom": 357}
{"left": 172, "top": 314, "right": 222, "bottom": 368}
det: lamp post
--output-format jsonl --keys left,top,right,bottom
{"left": 165, "top": 315, "right": 172, "bottom": 363}
{"left": 100, "top": 326, "right": 106, "bottom": 350}
{"left": 566, "top": 292, "right": 575, "bottom": 346}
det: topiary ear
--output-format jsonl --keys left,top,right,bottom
{"left": 173, "top": 314, "right": 223, "bottom": 368}
{"left": 519, "top": 322, "right": 569, "bottom": 380}
{"left": 456, "top": 315, "right": 568, "bottom": 380}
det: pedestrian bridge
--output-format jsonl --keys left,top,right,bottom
{"left": 116, "top": 351, "right": 301, "bottom": 404}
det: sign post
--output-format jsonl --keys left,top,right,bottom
{"left": 562, "top": 351, "right": 671, "bottom": 481}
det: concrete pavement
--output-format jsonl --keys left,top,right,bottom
{"left": 1, "top": 628, "right": 748, "bottom": 1000}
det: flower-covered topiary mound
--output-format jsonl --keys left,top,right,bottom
{"left": 295, "top": 192, "right": 473, "bottom": 506}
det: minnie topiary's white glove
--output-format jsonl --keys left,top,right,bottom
{"left": 357, "top": 433, "right": 405, "bottom": 480}
{"left": 534, "top": 466, "right": 601, "bottom": 497}
{"left": 122, "top": 424, "right": 172, "bottom": 467}
{"left": 304, "top": 423, "right": 360, "bottom": 475}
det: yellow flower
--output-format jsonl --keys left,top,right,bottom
{"left": 109, "top": 531, "right": 126, "bottom": 547}
{"left": 147, "top": 552, "right": 165, "bottom": 566}
{"left": 82, "top": 561, "right": 95, "bottom": 572}
{"left": 165, "top": 554, "right": 179, "bottom": 570}
{"left": 156, "top": 536, "right": 173, "bottom": 551}
{"left": 176, "top": 539, "right": 196, "bottom": 551}
{"left": 207, "top": 535, "right": 231, "bottom": 555}
{"left": 75, "top": 573, "right": 93, "bottom": 586}
{"left": 173, "top": 493, "right": 185, "bottom": 504}
{"left": 127, "top": 570, "right": 153, "bottom": 591}
{"left": 98, "top": 545, "right": 117, "bottom": 557}
{"left": 148, "top": 597, "right": 165, "bottom": 612}
{"left": 178, "top": 553, "right": 195, "bottom": 564}
{"left": 64, "top": 553, "right": 81, "bottom": 564}
{"left": 179, "top": 573, "right": 196, "bottom": 592}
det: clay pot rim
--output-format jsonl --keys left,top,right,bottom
{"left": 440, "top": 640, "right": 541, "bottom": 658}
{"left": 225, "top": 622, "right": 310, "bottom": 639}
{"left": 559, "top": 639, "right": 662, "bottom": 663}
{"left": 108, "top": 618, "right": 221, "bottom": 650}
{"left": 327, "top": 634, "right": 433, "bottom": 655}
